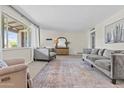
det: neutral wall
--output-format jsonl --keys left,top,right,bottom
{"left": 89, "top": 8, "right": 124, "bottom": 50}
{"left": 40, "top": 29, "right": 88, "bottom": 55}
{"left": 2, "top": 48, "right": 33, "bottom": 64}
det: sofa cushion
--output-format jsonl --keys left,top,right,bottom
{"left": 98, "top": 49, "right": 105, "bottom": 56}
{"left": 0, "top": 60, "right": 8, "bottom": 68}
{"left": 95, "top": 59, "right": 111, "bottom": 71}
{"left": 87, "top": 54, "right": 109, "bottom": 62}
{"left": 103, "top": 49, "right": 114, "bottom": 58}
{"left": 91, "top": 49, "right": 99, "bottom": 55}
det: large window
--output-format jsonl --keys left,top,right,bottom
{"left": 8, "top": 31, "right": 18, "bottom": 48}
{"left": 2, "top": 13, "right": 31, "bottom": 48}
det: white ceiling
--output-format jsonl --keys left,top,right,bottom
{"left": 14, "top": 5, "right": 124, "bottom": 32}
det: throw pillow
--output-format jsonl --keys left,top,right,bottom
{"left": 0, "top": 60, "right": 8, "bottom": 68}
{"left": 98, "top": 49, "right": 105, "bottom": 56}
{"left": 91, "top": 49, "right": 99, "bottom": 55}
{"left": 103, "top": 50, "right": 114, "bottom": 58}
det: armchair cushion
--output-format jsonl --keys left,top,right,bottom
{"left": 50, "top": 52, "right": 56, "bottom": 57}
{"left": 0, "top": 60, "right": 8, "bottom": 68}
{"left": 0, "top": 64, "right": 27, "bottom": 76}
{"left": 4, "top": 59, "right": 25, "bottom": 66}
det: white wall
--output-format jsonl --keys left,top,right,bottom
{"left": 0, "top": 6, "right": 2, "bottom": 59}
{"left": 2, "top": 48, "right": 32, "bottom": 64}
{"left": 40, "top": 29, "right": 88, "bottom": 55}
{"left": 88, "top": 8, "right": 124, "bottom": 50}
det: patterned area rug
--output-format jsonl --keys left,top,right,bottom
{"left": 33, "top": 56, "right": 124, "bottom": 88}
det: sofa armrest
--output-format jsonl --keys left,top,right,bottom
{"left": 0, "top": 64, "right": 27, "bottom": 76}
{"left": 111, "top": 54, "right": 124, "bottom": 79}
{"left": 4, "top": 59, "right": 25, "bottom": 66}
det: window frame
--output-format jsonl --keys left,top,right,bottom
{"left": 1, "top": 12, "right": 31, "bottom": 48}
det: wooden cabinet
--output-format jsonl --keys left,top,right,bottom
{"left": 56, "top": 48, "right": 69, "bottom": 55}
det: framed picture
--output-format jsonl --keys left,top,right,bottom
{"left": 105, "top": 18, "right": 124, "bottom": 43}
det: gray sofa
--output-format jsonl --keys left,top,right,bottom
{"left": 34, "top": 48, "right": 56, "bottom": 62}
{"left": 82, "top": 48, "right": 124, "bottom": 84}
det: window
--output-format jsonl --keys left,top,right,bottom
{"left": 8, "top": 31, "right": 18, "bottom": 48}
{"left": 2, "top": 13, "right": 31, "bottom": 48}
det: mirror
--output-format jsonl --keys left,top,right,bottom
{"left": 56, "top": 37, "right": 68, "bottom": 48}
{"left": 2, "top": 13, "right": 31, "bottom": 48}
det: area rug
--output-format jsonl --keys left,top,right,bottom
{"left": 33, "top": 56, "right": 124, "bottom": 88}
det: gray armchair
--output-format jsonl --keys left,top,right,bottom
{"left": 34, "top": 48, "right": 56, "bottom": 62}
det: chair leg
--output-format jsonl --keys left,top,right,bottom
{"left": 112, "top": 79, "right": 116, "bottom": 84}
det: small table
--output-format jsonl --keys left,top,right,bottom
{"left": 56, "top": 48, "right": 69, "bottom": 55}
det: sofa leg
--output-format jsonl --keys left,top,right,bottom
{"left": 91, "top": 64, "right": 93, "bottom": 68}
{"left": 82, "top": 59, "right": 84, "bottom": 61}
{"left": 112, "top": 79, "right": 116, "bottom": 84}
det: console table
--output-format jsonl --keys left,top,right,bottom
{"left": 56, "top": 48, "right": 69, "bottom": 55}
